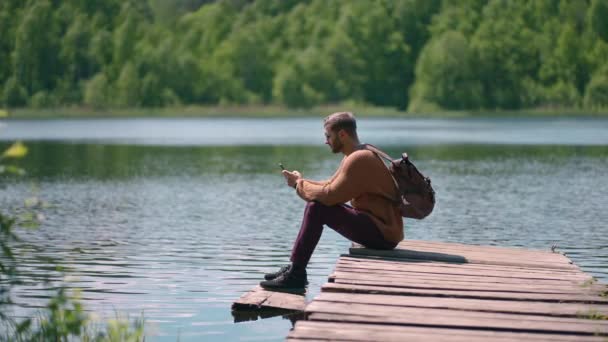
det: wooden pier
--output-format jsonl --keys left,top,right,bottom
{"left": 232, "top": 285, "right": 306, "bottom": 312}
{"left": 287, "top": 240, "right": 608, "bottom": 341}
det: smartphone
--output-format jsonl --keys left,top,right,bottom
{"left": 279, "top": 163, "right": 285, "bottom": 171}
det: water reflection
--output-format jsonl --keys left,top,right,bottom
{"left": 231, "top": 308, "right": 305, "bottom": 324}
{"left": 1, "top": 118, "right": 608, "bottom": 341}
{"left": 3, "top": 142, "right": 608, "bottom": 180}
{"left": 2, "top": 117, "right": 608, "bottom": 145}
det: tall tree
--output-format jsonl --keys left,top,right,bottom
{"left": 12, "top": 0, "right": 59, "bottom": 97}
{"left": 409, "top": 31, "right": 482, "bottom": 111}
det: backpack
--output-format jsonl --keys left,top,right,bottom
{"left": 362, "top": 144, "right": 436, "bottom": 219}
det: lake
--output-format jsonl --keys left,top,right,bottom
{"left": 1, "top": 117, "right": 608, "bottom": 341}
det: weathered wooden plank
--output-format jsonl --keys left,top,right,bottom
{"left": 263, "top": 291, "right": 307, "bottom": 311}
{"left": 339, "top": 255, "right": 589, "bottom": 275}
{"left": 288, "top": 320, "right": 605, "bottom": 342}
{"left": 330, "top": 271, "right": 607, "bottom": 297}
{"left": 352, "top": 241, "right": 576, "bottom": 266}
{"left": 313, "top": 292, "right": 608, "bottom": 317}
{"left": 231, "top": 286, "right": 305, "bottom": 311}
{"left": 288, "top": 321, "right": 607, "bottom": 341}
{"left": 334, "top": 265, "right": 595, "bottom": 287}
{"left": 340, "top": 255, "right": 590, "bottom": 277}
{"left": 305, "top": 301, "right": 608, "bottom": 335}
{"left": 394, "top": 240, "right": 568, "bottom": 260}
{"left": 334, "top": 278, "right": 608, "bottom": 304}
{"left": 322, "top": 282, "right": 608, "bottom": 303}
{"left": 349, "top": 245, "right": 468, "bottom": 263}
{"left": 398, "top": 240, "right": 568, "bottom": 258}
{"left": 355, "top": 241, "right": 573, "bottom": 263}
{"left": 349, "top": 246, "right": 579, "bottom": 270}
{"left": 232, "top": 286, "right": 272, "bottom": 309}
{"left": 286, "top": 239, "right": 607, "bottom": 340}
{"left": 336, "top": 259, "right": 592, "bottom": 283}
{"left": 333, "top": 266, "right": 597, "bottom": 287}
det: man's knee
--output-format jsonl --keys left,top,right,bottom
{"left": 306, "top": 200, "right": 323, "bottom": 210}
{"left": 305, "top": 201, "right": 328, "bottom": 215}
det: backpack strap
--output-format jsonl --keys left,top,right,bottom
{"left": 362, "top": 143, "right": 410, "bottom": 164}
{"left": 358, "top": 144, "right": 402, "bottom": 204}
{"left": 359, "top": 143, "right": 392, "bottom": 162}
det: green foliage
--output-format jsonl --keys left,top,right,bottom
{"left": 29, "top": 91, "right": 58, "bottom": 109}
{"left": 0, "top": 141, "right": 144, "bottom": 341}
{"left": 589, "top": 0, "right": 608, "bottom": 42}
{"left": 33, "top": 289, "right": 88, "bottom": 340}
{"left": 84, "top": 73, "right": 110, "bottom": 109}
{"left": 584, "top": 66, "right": 608, "bottom": 109}
{"left": 1, "top": 0, "right": 608, "bottom": 111}
{"left": 112, "top": 4, "right": 144, "bottom": 69}
{"left": 470, "top": 2, "right": 538, "bottom": 109}
{"left": 273, "top": 61, "right": 325, "bottom": 109}
{"left": 214, "top": 29, "right": 274, "bottom": 103}
{"left": 0, "top": 0, "right": 21, "bottom": 89}
{"left": 0, "top": 211, "right": 19, "bottom": 320}
{"left": 409, "top": 31, "right": 482, "bottom": 111}
{"left": 89, "top": 30, "right": 114, "bottom": 70}
{"left": 60, "top": 14, "right": 94, "bottom": 85}
{"left": 1, "top": 141, "right": 27, "bottom": 161}
{"left": 3, "top": 77, "right": 27, "bottom": 107}
{"left": 543, "top": 81, "right": 582, "bottom": 108}
{"left": 115, "top": 62, "right": 141, "bottom": 107}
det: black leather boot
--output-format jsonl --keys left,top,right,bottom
{"left": 260, "top": 265, "right": 307, "bottom": 289}
{"left": 264, "top": 264, "right": 291, "bottom": 281}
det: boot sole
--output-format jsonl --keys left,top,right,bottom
{"left": 259, "top": 285, "right": 307, "bottom": 295}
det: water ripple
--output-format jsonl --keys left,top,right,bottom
{"left": 1, "top": 135, "right": 607, "bottom": 341}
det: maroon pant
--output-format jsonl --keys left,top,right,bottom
{"left": 290, "top": 201, "right": 398, "bottom": 267}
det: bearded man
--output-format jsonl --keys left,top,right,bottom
{"left": 260, "top": 112, "right": 403, "bottom": 289}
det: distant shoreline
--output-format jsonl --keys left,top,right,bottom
{"left": 3, "top": 105, "right": 608, "bottom": 120}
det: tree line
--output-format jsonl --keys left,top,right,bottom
{"left": 1, "top": 0, "right": 608, "bottom": 112}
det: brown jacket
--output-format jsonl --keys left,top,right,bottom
{"left": 295, "top": 149, "right": 404, "bottom": 243}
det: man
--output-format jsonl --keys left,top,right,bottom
{"left": 260, "top": 112, "right": 403, "bottom": 289}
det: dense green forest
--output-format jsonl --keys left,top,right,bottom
{"left": 1, "top": 0, "right": 608, "bottom": 112}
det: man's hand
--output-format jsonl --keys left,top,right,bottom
{"left": 282, "top": 170, "right": 302, "bottom": 188}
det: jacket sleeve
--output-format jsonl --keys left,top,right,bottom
{"left": 296, "top": 153, "right": 368, "bottom": 206}
{"left": 301, "top": 179, "right": 327, "bottom": 186}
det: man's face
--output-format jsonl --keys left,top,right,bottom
{"left": 324, "top": 126, "right": 343, "bottom": 154}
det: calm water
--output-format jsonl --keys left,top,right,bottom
{"left": 1, "top": 117, "right": 608, "bottom": 341}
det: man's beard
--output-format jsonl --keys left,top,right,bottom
{"left": 330, "top": 139, "right": 343, "bottom": 153}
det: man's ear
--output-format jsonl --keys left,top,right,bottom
{"left": 338, "top": 129, "right": 347, "bottom": 139}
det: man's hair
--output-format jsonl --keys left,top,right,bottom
{"left": 324, "top": 112, "right": 357, "bottom": 136}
